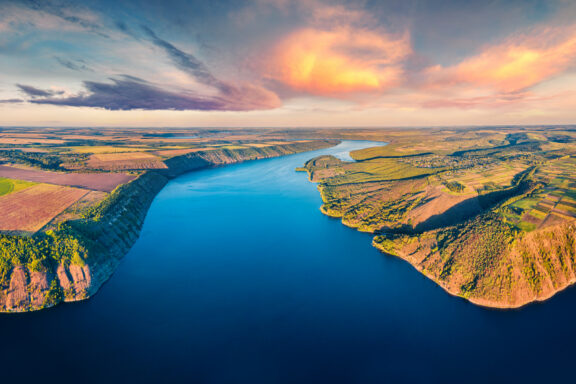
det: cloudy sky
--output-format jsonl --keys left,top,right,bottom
{"left": 1, "top": 0, "right": 576, "bottom": 127}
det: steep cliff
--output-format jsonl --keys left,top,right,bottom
{"left": 0, "top": 140, "right": 337, "bottom": 312}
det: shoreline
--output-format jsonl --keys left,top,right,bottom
{"left": 0, "top": 140, "right": 339, "bottom": 313}
{"left": 308, "top": 160, "right": 575, "bottom": 310}
{"left": 371, "top": 236, "right": 576, "bottom": 310}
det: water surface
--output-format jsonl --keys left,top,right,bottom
{"left": 1, "top": 141, "right": 576, "bottom": 383}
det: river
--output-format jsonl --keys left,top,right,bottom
{"left": 1, "top": 141, "right": 576, "bottom": 383}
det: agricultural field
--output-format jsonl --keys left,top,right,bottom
{"left": 0, "top": 177, "right": 35, "bottom": 196}
{"left": 87, "top": 152, "right": 168, "bottom": 170}
{"left": 0, "top": 184, "right": 88, "bottom": 232}
{"left": 66, "top": 146, "right": 152, "bottom": 154}
{"left": 0, "top": 126, "right": 343, "bottom": 312}
{"left": 0, "top": 126, "right": 338, "bottom": 236}
{"left": 2, "top": 125, "right": 576, "bottom": 310}
{"left": 302, "top": 126, "right": 576, "bottom": 308}
{"left": 0, "top": 165, "right": 134, "bottom": 192}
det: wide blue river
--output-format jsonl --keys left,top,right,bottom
{"left": 2, "top": 141, "right": 576, "bottom": 383}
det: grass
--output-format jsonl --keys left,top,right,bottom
{"left": 0, "top": 177, "right": 36, "bottom": 197}
{"left": 351, "top": 144, "right": 430, "bottom": 160}
{"left": 328, "top": 157, "right": 439, "bottom": 185}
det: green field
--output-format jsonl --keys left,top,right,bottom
{"left": 0, "top": 177, "right": 36, "bottom": 196}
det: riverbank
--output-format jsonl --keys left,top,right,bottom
{"left": 300, "top": 130, "right": 576, "bottom": 309}
{"left": 0, "top": 140, "right": 338, "bottom": 312}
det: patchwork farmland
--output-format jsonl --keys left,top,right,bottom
{"left": 0, "top": 127, "right": 338, "bottom": 236}
{"left": 300, "top": 127, "right": 576, "bottom": 308}
{"left": 87, "top": 152, "right": 168, "bottom": 170}
{"left": 0, "top": 184, "right": 88, "bottom": 232}
{"left": 0, "top": 165, "right": 135, "bottom": 192}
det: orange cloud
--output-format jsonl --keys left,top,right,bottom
{"left": 419, "top": 91, "right": 566, "bottom": 109}
{"left": 427, "top": 26, "right": 576, "bottom": 92}
{"left": 270, "top": 27, "right": 411, "bottom": 95}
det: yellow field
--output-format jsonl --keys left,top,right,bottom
{"left": 443, "top": 163, "right": 528, "bottom": 192}
{"left": 0, "top": 177, "right": 36, "bottom": 196}
{"left": 154, "top": 148, "right": 214, "bottom": 157}
{"left": 88, "top": 152, "right": 167, "bottom": 170}
{"left": 0, "top": 138, "right": 65, "bottom": 144}
{"left": 92, "top": 152, "right": 158, "bottom": 161}
{"left": 67, "top": 146, "right": 152, "bottom": 154}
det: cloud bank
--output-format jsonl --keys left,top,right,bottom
{"left": 2, "top": 0, "right": 576, "bottom": 121}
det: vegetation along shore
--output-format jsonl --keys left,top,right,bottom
{"left": 0, "top": 127, "right": 337, "bottom": 312}
{"left": 301, "top": 126, "right": 576, "bottom": 308}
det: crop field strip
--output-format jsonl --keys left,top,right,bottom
{"left": 87, "top": 152, "right": 168, "bottom": 170}
{"left": 0, "top": 130, "right": 334, "bottom": 237}
{"left": 0, "top": 177, "right": 36, "bottom": 196}
{"left": 0, "top": 137, "right": 66, "bottom": 145}
{"left": 0, "top": 184, "right": 89, "bottom": 233}
{"left": 153, "top": 148, "right": 214, "bottom": 157}
{"left": 67, "top": 146, "right": 153, "bottom": 154}
{"left": 0, "top": 165, "right": 135, "bottom": 192}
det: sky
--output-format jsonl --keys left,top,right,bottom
{"left": 1, "top": 0, "right": 576, "bottom": 127}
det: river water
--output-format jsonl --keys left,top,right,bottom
{"left": 1, "top": 141, "right": 576, "bottom": 383}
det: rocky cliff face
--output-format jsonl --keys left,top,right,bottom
{"left": 0, "top": 140, "right": 337, "bottom": 312}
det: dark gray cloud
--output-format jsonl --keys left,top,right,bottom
{"left": 9, "top": 13, "right": 284, "bottom": 112}
{"left": 16, "top": 0, "right": 109, "bottom": 37}
{"left": 16, "top": 84, "right": 63, "bottom": 98}
{"left": 29, "top": 76, "right": 280, "bottom": 111}
{"left": 141, "top": 25, "right": 221, "bottom": 88}
{"left": 54, "top": 57, "right": 94, "bottom": 72}
{"left": 114, "top": 20, "right": 131, "bottom": 34}
{"left": 0, "top": 99, "right": 22, "bottom": 103}
{"left": 139, "top": 26, "right": 279, "bottom": 108}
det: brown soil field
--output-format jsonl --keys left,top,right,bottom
{"left": 87, "top": 152, "right": 167, "bottom": 170}
{"left": 0, "top": 184, "right": 89, "bottom": 232}
{"left": 0, "top": 165, "right": 135, "bottom": 192}
{"left": 49, "top": 190, "right": 108, "bottom": 226}
{"left": 0, "top": 133, "right": 56, "bottom": 139}
{"left": 68, "top": 146, "right": 152, "bottom": 154}
{"left": 92, "top": 152, "right": 158, "bottom": 161}
{"left": 0, "top": 138, "right": 65, "bottom": 145}
{"left": 60, "top": 135, "right": 115, "bottom": 140}
{"left": 137, "top": 137, "right": 217, "bottom": 144}
{"left": 153, "top": 148, "right": 214, "bottom": 157}
{"left": 407, "top": 185, "right": 480, "bottom": 228}
{"left": 0, "top": 148, "right": 50, "bottom": 153}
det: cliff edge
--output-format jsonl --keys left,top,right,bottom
{"left": 0, "top": 140, "right": 338, "bottom": 312}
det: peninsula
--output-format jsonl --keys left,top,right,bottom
{"left": 301, "top": 126, "right": 576, "bottom": 308}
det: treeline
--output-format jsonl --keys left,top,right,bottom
{"left": 0, "top": 224, "right": 89, "bottom": 288}
{"left": 444, "top": 181, "right": 465, "bottom": 193}
{"left": 0, "top": 150, "right": 88, "bottom": 171}
{"left": 82, "top": 172, "right": 167, "bottom": 222}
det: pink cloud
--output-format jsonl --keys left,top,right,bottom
{"left": 270, "top": 27, "right": 410, "bottom": 95}
{"left": 264, "top": 3, "right": 411, "bottom": 96}
{"left": 425, "top": 26, "right": 576, "bottom": 92}
{"left": 419, "top": 91, "right": 565, "bottom": 109}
